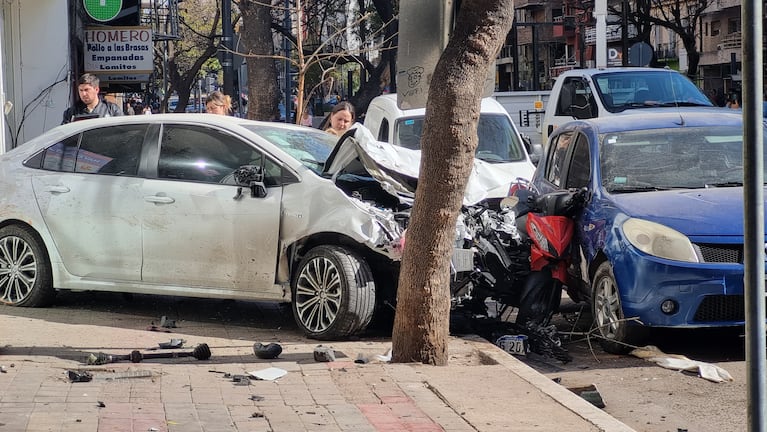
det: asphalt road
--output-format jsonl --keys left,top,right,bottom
{"left": 0, "top": 290, "right": 753, "bottom": 432}
{"left": 519, "top": 301, "right": 750, "bottom": 432}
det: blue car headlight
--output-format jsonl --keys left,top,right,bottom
{"left": 621, "top": 218, "right": 700, "bottom": 263}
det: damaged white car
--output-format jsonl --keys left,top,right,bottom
{"left": 0, "top": 114, "right": 504, "bottom": 339}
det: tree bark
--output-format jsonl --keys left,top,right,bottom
{"left": 391, "top": 0, "right": 515, "bottom": 366}
{"left": 240, "top": 0, "right": 281, "bottom": 121}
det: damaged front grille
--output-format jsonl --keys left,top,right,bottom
{"left": 694, "top": 243, "right": 742, "bottom": 263}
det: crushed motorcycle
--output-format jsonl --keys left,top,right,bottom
{"left": 449, "top": 184, "right": 589, "bottom": 362}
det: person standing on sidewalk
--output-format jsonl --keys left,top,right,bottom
{"left": 61, "top": 73, "right": 123, "bottom": 124}
{"left": 206, "top": 91, "right": 232, "bottom": 115}
{"left": 323, "top": 101, "right": 355, "bottom": 136}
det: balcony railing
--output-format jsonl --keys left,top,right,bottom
{"left": 717, "top": 32, "right": 742, "bottom": 50}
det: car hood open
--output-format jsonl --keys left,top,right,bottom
{"left": 611, "top": 187, "right": 763, "bottom": 237}
{"left": 322, "top": 125, "right": 509, "bottom": 206}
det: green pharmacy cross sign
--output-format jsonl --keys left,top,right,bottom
{"left": 83, "top": 0, "right": 123, "bottom": 22}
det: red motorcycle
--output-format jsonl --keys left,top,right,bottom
{"left": 509, "top": 186, "right": 588, "bottom": 326}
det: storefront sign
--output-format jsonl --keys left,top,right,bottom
{"left": 84, "top": 26, "right": 153, "bottom": 75}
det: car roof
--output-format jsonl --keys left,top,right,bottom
{"left": 560, "top": 107, "right": 744, "bottom": 134}
{"left": 557, "top": 67, "right": 686, "bottom": 77}
{"left": 369, "top": 93, "right": 508, "bottom": 117}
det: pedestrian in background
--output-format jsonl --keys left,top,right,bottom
{"left": 300, "top": 109, "right": 313, "bottom": 127}
{"left": 323, "top": 101, "right": 355, "bottom": 136}
{"left": 206, "top": 91, "right": 232, "bottom": 115}
{"left": 61, "top": 73, "right": 123, "bottom": 124}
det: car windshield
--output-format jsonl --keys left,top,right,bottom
{"left": 393, "top": 114, "right": 527, "bottom": 163}
{"left": 600, "top": 126, "right": 767, "bottom": 192}
{"left": 242, "top": 125, "right": 336, "bottom": 174}
{"left": 592, "top": 71, "right": 712, "bottom": 113}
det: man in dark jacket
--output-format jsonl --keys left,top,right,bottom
{"left": 61, "top": 73, "right": 123, "bottom": 124}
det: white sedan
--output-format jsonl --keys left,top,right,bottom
{"left": 0, "top": 114, "right": 414, "bottom": 339}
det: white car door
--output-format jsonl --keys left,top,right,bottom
{"left": 141, "top": 124, "right": 282, "bottom": 294}
{"left": 30, "top": 125, "right": 147, "bottom": 280}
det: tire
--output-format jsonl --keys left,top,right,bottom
{"left": 591, "top": 261, "right": 646, "bottom": 354}
{"left": 0, "top": 225, "right": 54, "bottom": 307}
{"left": 291, "top": 245, "right": 376, "bottom": 340}
{"left": 516, "top": 268, "right": 561, "bottom": 327}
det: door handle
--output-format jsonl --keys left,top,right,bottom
{"left": 144, "top": 195, "right": 175, "bottom": 204}
{"left": 45, "top": 185, "right": 70, "bottom": 194}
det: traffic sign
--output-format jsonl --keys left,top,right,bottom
{"left": 83, "top": 0, "right": 123, "bottom": 22}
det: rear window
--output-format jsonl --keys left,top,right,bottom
{"left": 393, "top": 114, "right": 527, "bottom": 163}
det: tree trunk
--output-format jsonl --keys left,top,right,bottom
{"left": 391, "top": 0, "right": 515, "bottom": 366}
{"left": 240, "top": 0, "right": 281, "bottom": 121}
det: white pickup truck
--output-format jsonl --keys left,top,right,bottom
{"left": 540, "top": 67, "right": 714, "bottom": 145}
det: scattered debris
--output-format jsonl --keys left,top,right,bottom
{"left": 0, "top": 365, "right": 7, "bottom": 373}
{"left": 376, "top": 348, "right": 392, "bottom": 362}
{"left": 155, "top": 339, "right": 185, "bottom": 350}
{"left": 233, "top": 376, "right": 251, "bottom": 386}
{"left": 67, "top": 370, "right": 93, "bottom": 383}
{"left": 97, "top": 401, "right": 106, "bottom": 408}
{"left": 248, "top": 367, "right": 288, "bottom": 381}
{"left": 85, "top": 343, "right": 211, "bottom": 364}
{"left": 251, "top": 412, "right": 264, "bottom": 418}
{"left": 249, "top": 395, "right": 264, "bottom": 401}
{"left": 253, "top": 342, "right": 282, "bottom": 359}
{"left": 630, "top": 345, "right": 734, "bottom": 383}
{"left": 354, "top": 353, "right": 369, "bottom": 364}
{"left": 567, "top": 384, "right": 605, "bottom": 408}
{"left": 313, "top": 345, "right": 336, "bottom": 362}
{"left": 159, "top": 316, "right": 177, "bottom": 328}
{"left": 145, "top": 325, "right": 171, "bottom": 333}
{"left": 101, "top": 371, "right": 153, "bottom": 380}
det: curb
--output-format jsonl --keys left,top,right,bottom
{"left": 463, "top": 335, "right": 638, "bottom": 432}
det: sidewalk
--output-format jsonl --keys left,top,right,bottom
{"left": 0, "top": 311, "right": 635, "bottom": 432}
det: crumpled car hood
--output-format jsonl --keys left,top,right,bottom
{"left": 323, "top": 125, "right": 508, "bottom": 205}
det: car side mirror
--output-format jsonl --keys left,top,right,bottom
{"left": 232, "top": 165, "right": 267, "bottom": 200}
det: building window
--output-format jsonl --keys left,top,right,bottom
{"left": 728, "top": 18, "right": 740, "bottom": 34}
{"left": 711, "top": 21, "right": 720, "bottom": 37}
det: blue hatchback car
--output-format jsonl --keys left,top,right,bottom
{"left": 530, "top": 108, "right": 767, "bottom": 353}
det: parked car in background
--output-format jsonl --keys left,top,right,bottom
{"left": 529, "top": 108, "right": 766, "bottom": 353}
{"left": 542, "top": 67, "right": 713, "bottom": 144}
{"left": 364, "top": 93, "right": 539, "bottom": 203}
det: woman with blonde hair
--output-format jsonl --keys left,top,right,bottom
{"left": 206, "top": 90, "right": 232, "bottom": 115}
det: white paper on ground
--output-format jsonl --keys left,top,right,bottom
{"left": 248, "top": 367, "right": 288, "bottom": 381}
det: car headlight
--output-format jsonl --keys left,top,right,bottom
{"left": 621, "top": 218, "right": 700, "bottom": 263}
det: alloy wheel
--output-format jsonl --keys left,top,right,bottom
{"left": 0, "top": 235, "right": 38, "bottom": 304}
{"left": 294, "top": 256, "right": 342, "bottom": 333}
{"left": 594, "top": 275, "right": 622, "bottom": 339}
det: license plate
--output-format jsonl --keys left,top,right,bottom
{"left": 496, "top": 335, "right": 529, "bottom": 356}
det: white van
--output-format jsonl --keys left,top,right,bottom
{"left": 363, "top": 94, "right": 537, "bottom": 201}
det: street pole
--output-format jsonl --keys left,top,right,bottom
{"left": 222, "top": 0, "right": 234, "bottom": 97}
{"left": 742, "top": 0, "right": 765, "bottom": 429}
{"left": 283, "top": 0, "right": 291, "bottom": 122}
{"left": 594, "top": 0, "right": 607, "bottom": 68}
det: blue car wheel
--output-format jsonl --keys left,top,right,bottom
{"left": 592, "top": 261, "right": 646, "bottom": 354}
